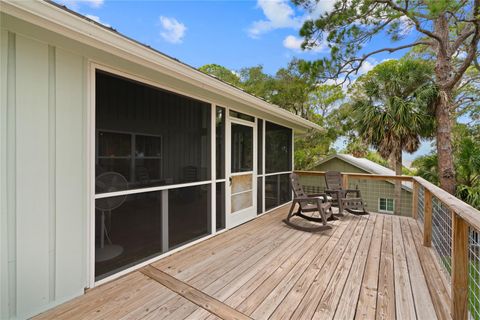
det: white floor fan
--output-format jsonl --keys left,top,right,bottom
{"left": 95, "top": 172, "right": 127, "bottom": 262}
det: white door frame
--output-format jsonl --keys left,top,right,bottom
{"left": 226, "top": 115, "right": 257, "bottom": 228}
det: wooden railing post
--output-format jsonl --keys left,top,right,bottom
{"left": 452, "top": 213, "right": 469, "bottom": 320}
{"left": 342, "top": 174, "right": 349, "bottom": 189}
{"left": 412, "top": 181, "right": 418, "bottom": 219}
{"left": 423, "top": 189, "right": 433, "bottom": 247}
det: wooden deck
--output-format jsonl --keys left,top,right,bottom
{"left": 35, "top": 204, "right": 452, "bottom": 320}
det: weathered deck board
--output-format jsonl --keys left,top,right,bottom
{"left": 333, "top": 214, "right": 378, "bottom": 320}
{"left": 392, "top": 215, "right": 417, "bottom": 320}
{"left": 400, "top": 218, "right": 438, "bottom": 320}
{"left": 376, "top": 215, "right": 396, "bottom": 320}
{"left": 355, "top": 214, "right": 384, "bottom": 320}
{"left": 34, "top": 205, "right": 450, "bottom": 320}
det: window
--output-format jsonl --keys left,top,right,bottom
{"left": 231, "top": 123, "right": 253, "bottom": 172}
{"left": 257, "top": 119, "right": 263, "bottom": 174}
{"left": 265, "top": 122, "right": 292, "bottom": 173}
{"left": 229, "top": 110, "right": 255, "bottom": 122}
{"left": 379, "top": 198, "right": 395, "bottom": 213}
{"left": 216, "top": 107, "right": 225, "bottom": 179}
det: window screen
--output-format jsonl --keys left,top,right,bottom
{"left": 265, "top": 122, "right": 292, "bottom": 173}
{"left": 265, "top": 173, "right": 292, "bottom": 211}
{"left": 95, "top": 70, "right": 211, "bottom": 192}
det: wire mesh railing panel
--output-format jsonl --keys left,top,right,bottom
{"left": 469, "top": 227, "right": 480, "bottom": 320}
{"left": 347, "top": 177, "right": 412, "bottom": 216}
{"left": 417, "top": 185, "right": 425, "bottom": 224}
{"left": 297, "top": 173, "right": 413, "bottom": 217}
{"left": 431, "top": 196, "right": 452, "bottom": 281}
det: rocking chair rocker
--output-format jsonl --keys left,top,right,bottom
{"left": 283, "top": 173, "right": 334, "bottom": 232}
{"left": 324, "top": 171, "right": 369, "bottom": 215}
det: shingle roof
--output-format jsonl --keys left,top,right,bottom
{"left": 316, "top": 154, "right": 413, "bottom": 190}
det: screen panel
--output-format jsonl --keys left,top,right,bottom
{"left": 168, "top": 184, "right": 211, "bottom": 248}
{"left": 95, "top": 70, "right": 211, "bottom": 193}
{"left": 216, "top": 107, "right": 225, "bottom": 179}
{"left": 265, "top": 173, "right": 292, "bottom": 211}
{"left": 265, "top": 122, "right": 292, "bottom": 174}
{"left": 94, "top": 191, "right": 163, "bottom": 280}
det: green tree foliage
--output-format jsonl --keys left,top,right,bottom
{"left": 200, "top": 61, "right": 346, "bottom": 169}
{"left": 412, "top": 154, "right": 439, "bottom": 184}
{"left": 351, "top": 59, "right": 436, "bottom": 171}
{"left": 239, "top": 65, "right": 275, "bottom": 100}
{"left": 293, "top": 0, "right": 480, "bottom": 194}
{"left": 350, "top": 59, "right": 436, "bottom": 214}
{"left": 198, "top": 64, "right": 241, "bottom": 87}
{"left": 309, "top": 84, "right": 345, "bottom": 117}
{"left": 413, "top": 124, "right": 480, "bottom": 209}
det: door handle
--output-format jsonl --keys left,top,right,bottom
{"left": 229, "top": 177, "right": 232, "bottom": 186}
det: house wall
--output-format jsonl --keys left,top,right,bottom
{"left": 298, "top": 158, "right": 412, "bottom": 217}
{"left": 1, "top": 28, "right": 87, "bottom": 320}
{"left": 0, "top": 12, "right": 299, "bottom": 319}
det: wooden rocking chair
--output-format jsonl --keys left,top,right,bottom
{"left": 324, "top": 171, "right": 369, "bottom": 215}
{"left": 283, "top": 173, "right": 334, "bottom": 232}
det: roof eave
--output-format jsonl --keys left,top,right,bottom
{"left": 1, "top": 0, "right": 321, "bottom": 132}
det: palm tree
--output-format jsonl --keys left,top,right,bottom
{"left": 351, "top": 59, "right": 436, "bottom": 214}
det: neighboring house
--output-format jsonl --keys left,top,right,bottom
{"left": 0, "top": 2, "right": 319, "bottom": 319}
{"left": 299, "top": 154, "right": 413, "bottom": 217}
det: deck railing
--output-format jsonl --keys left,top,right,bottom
{"left": 295, "top": 171, "right": 480, "bottom": 320}
{"left": 413, "top": 177, "right": 480, "bottom": 320}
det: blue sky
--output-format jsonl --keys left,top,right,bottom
{"left": 57, "top": 0, "right": 435, "bottom": 164}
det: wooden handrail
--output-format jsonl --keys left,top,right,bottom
{"left": 294, "top": 170, "right": 414, "bottom": 181}
{"left": 413, "top": 176, "right": 480, "bottom": 232}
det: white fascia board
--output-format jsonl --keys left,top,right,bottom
{"left": 1, "top": 0, "right": 321, "bottom": 132}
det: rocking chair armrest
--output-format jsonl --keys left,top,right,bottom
{"left": 294, "top": 195, "right": 328, "bottom": 203}
{"left": 308, "top": 193, "right": 330, "bottom": 203}
{"left": 345, "top": 189, "right": 362, "bottom": 196}
{"left": 293, "top": 196, "right": 311, "bottom": 202}
{"left": 307, "top": 193, "right": 327, "bottom": 198}
{"left": 324, "top": 189, "right": 341, "bottom": 194}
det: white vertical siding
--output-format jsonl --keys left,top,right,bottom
{"left": 15, "top": 34, "right": 51, "bottom": 317}
{"left": 54, "top": 48, "right": 86, "bottom": 300}
{"left": 0, "top": 29, "right": 11, "bottom": 320}
{"left": 0, "top": 31, "right": 88, "bottom": 319}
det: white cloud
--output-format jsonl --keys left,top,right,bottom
{"left": 308, "top": 0, "right": 336, "bottom": 18}
{"left": 248, "top": 0, "right": 302, "bottom": 38}
{"left": 158, "top": 16, "right": 187, "bottom": 44}
{"left": 282, "top": 35, "right": 327, "bottom": 53}
{"left": 358, "top": 59, "right": 377, "bottom": 75}
{"left": 396, "top": 16, "right": 414, "bottom": 36}
{"left": 85, "top": 0, "right": 103, "bottom": 8}
{"left": 86, "top": 14, "right": 110, "bottom": 27}
{"left": 55, "top": 0, "right": 104, "bottom": 9}
{"left": 283, "top": 35, "right": 303, "bottom": 50}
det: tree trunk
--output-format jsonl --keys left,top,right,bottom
{"left": 434, "top": 14, "right": 456, "bottom": 194}
{"left": 435, "top": 90, "right": 456, "bottom": 194}
{"left": 394, "top": 151, "right": 402, "bottom": 215}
